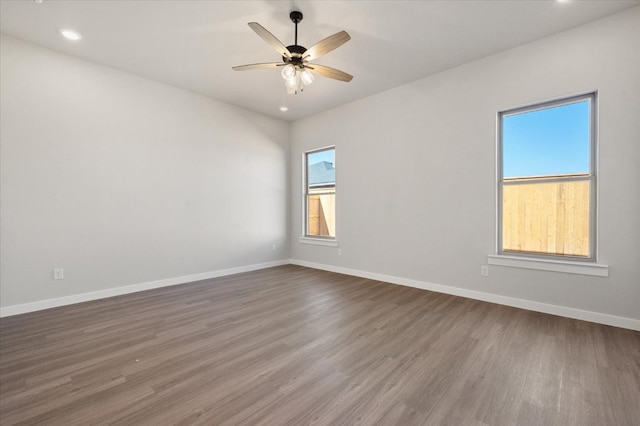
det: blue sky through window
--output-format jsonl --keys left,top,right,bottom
{"left": 307, "top": 148, "right": 335, "bottom": 186}
{"left": 503, "top": 100, "right": 590, "bottom": 178}
{"left": 308, "top": 148, "right": 334, "bottom": 166}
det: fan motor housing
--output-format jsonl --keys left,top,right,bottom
{"left": 284, "top": 45, "right": 307, "bottom": 65}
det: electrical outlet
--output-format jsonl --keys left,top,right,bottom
{"left": 480, "top": 265, "right": 489, "bottom": 277}
{"left": 53, "top": 268, "right": 64, "bottom": 280}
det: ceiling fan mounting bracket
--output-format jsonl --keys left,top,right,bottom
{"left": 289, "top": 11, "right": 303, "bottom": 24}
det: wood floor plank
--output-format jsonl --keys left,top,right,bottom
{"left": 1, "top": 265, "right": 638, "bottom": 425}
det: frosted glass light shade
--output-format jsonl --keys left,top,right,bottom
{"left": 281, "top": 64, "right": 296, "bottom": 79}
{"left": 285, "top": 73, "right": 298, "bottom": 89}
{"left": 300, "top": 69, "right": 314, "bottom": 85}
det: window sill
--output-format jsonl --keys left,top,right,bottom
{"left": 299, "top": 237, "right": 339, "bottom": 247}
{"left": 487, "top": 255, "right": 608, "bottom": 277}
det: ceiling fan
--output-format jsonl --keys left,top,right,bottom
{"left": 232, "top": 11, "right": 353, "bottom": 94}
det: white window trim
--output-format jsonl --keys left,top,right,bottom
{"left": 496, "top": 92, "right": 599, "bottom": 268}
{"left": 302, "top": 146, "right": 336, "bottom": 241}
{"left": 299, "top": 237, "right": 339, "bottom": 247}
{"left": 488, "top": 255, "right": 608, "bottom": 277}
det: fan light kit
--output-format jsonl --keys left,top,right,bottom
{"left": 233, "top": 11, "right": 353, "bottom": 94}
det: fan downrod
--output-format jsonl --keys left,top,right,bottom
{"left": 285, "top": 11, "right": 306, "bottom": 64}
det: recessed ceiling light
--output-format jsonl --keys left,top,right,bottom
{"left": 59, "top": 28, "right": 82, "bottom": 41}
{"left": 279, "top": 106, "right": 289, "bottom": 112}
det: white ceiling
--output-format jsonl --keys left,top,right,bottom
{"left": 1, "top": 0, "right": 638, "bottom": 121}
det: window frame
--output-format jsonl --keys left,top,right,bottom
{"left": 497, "top": 92, "right": 597, "bottom": 262}
{"left": 303, "top": 146, "right": 336, "bottom": 240}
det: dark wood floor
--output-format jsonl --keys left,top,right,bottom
{"left": 1, "top": 265, "right": 639, "bottom": 425}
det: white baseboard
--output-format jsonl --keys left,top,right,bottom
{"left": 0, "top": 260, "right": 289, "bottom": 318}
{"left": 290, "top": 259, "right": 640, "bottom": 331}
{"left": 3, "top": 258, "right": 638, "bottom": 331}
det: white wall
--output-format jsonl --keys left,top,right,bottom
{"left": 0, "top": 35, "right": 290, "bottom": 309}
{"left": 291, "top": 8, "right": 640, "bottom": 323}
{"left": 2, "top": 8, "right": 638, "bottom": 325}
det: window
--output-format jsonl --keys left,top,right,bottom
{"left": 304, "top": 147, "right": 335, "bottom": 238}
{"left": 498, "top": 93, "right": 596, "bottom": 260}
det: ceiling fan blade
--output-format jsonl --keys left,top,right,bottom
{"left": 307, "top": 64, "right": 353, "bottom": 82}
{"left": 248, "top": 22, "right": 291, "bottom": 59}
{"left": 232, "top": 62, "right": 282, "bottom": 71}
{"left": 302, "top": 31, "right": 351, "bottom": 61}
